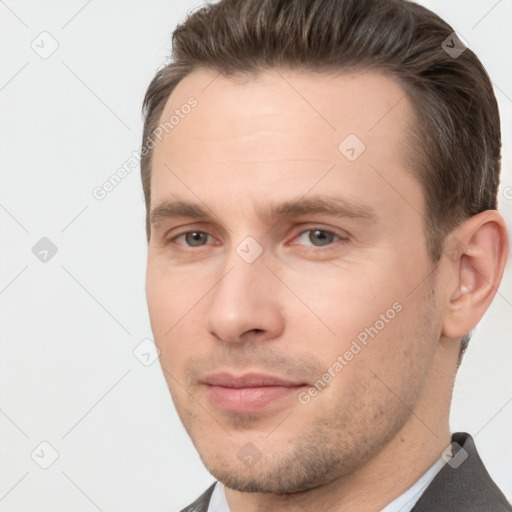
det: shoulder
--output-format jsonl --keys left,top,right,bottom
{"left": 178, "top": 482, "right": 217, "bottom": 512}
{"left": 412, "top": 432, "right": 512, "bottom": 512}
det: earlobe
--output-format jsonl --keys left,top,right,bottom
{"left": 441, "top": 210, "right": 509, "bottom": 339}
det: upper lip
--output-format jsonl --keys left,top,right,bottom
{"left": 202, "top": 372, "right": 305, "bottom": 388}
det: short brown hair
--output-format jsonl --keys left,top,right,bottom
{"left": 141, "top": 0, "right": 502, "bottom": 363}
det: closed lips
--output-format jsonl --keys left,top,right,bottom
{"left": 202, "top": 373, "right": 306, "bottom": 388}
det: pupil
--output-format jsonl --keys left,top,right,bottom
{"left": 311, "top": 230, "right": 332, "bottom": 246}
{"left": 187, "top": 232, "right": 205, "bottom": 246}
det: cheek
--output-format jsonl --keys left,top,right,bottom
{"left": 308, "top": 301, "right": 435, "bottom": 428}
{"left": 145, "top": 261, "right": 194, "bottom": 333}
{"left": 290, "top": 265, "right": 427, "bottom": 382}
{"left": 281, "top": 261, "right": 402, "bottom": 338}
{"left": 146, "top": 263, "right": 214, "bottom": 375}
{"left": 145, "top": 274, "right": 169, "bottom": 337}
{"left": 145, "top": 266, "right": 185, "bottom": 362}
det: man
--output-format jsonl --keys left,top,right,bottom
{"left": 141, "top": 0, "right": 511, "bottom": 510}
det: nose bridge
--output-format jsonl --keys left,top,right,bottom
{"left": 218, "top": 231, "right": 269, "bottom": 298}
{"left": 204, "top": 238, "right": 284, "bottom": 343}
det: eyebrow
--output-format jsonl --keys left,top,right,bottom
{"left": 149, "top": 194, "right": 377, "bottom": 228}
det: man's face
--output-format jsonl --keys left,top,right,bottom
{"left": 145, "top": 68, "right": 444, "bottom": 492}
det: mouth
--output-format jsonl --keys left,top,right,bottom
{"left": 201, "top": 372, "right": 308, "bottom": 413}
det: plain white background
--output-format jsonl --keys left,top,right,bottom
{"left": 0, "top": 1, "right": 511, "bottom": 510}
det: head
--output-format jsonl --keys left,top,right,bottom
{"left": 142, "top": 0, "right": 508, "bottom": 495}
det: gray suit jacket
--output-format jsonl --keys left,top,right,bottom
{"left": 179, "top": 432, "right": 511, "bottom": 511}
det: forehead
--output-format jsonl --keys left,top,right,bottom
{"left": 161, "top": 66, "right": 412, "bottom": 134}
{"left": 153, "top": 66, "right": 415, "bottom": 166}
{"left": 150, "top": 66, "right": 422, "bottom": 223}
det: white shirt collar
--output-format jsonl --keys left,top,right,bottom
{"left": 207, "top": 480, "right": 230, "bottom": 512}
{"left": 380, "top": 454, "right": 448, "bottom": 512}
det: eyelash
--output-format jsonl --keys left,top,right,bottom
{"left": 165, "top": 227, "right": 349, "bottom": 250}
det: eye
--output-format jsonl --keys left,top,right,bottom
{"left": 171, "top": 231, "right": 213, "bottom": 247}
{"left": 166, "top": 227, "right": 347, "bottom": 250}
{"left": 292, "top": 228, "right": 345, "bottom": 247}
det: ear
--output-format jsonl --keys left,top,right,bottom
{"left": 441, "top": 210, "right": 509, "bottom": 339}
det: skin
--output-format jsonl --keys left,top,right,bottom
{"left": 145, "top": 67, "right": 509, "bottom": 511}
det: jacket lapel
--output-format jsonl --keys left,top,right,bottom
{"left": 411, "top": 432, "right": 511, "bottom": 511}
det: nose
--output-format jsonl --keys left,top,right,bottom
{"left": 204, "top": 248, "right": 285, "bottom": 344}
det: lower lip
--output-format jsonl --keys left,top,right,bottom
{"left": 204, "top": 384, "right": 304, "bottom": 413}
